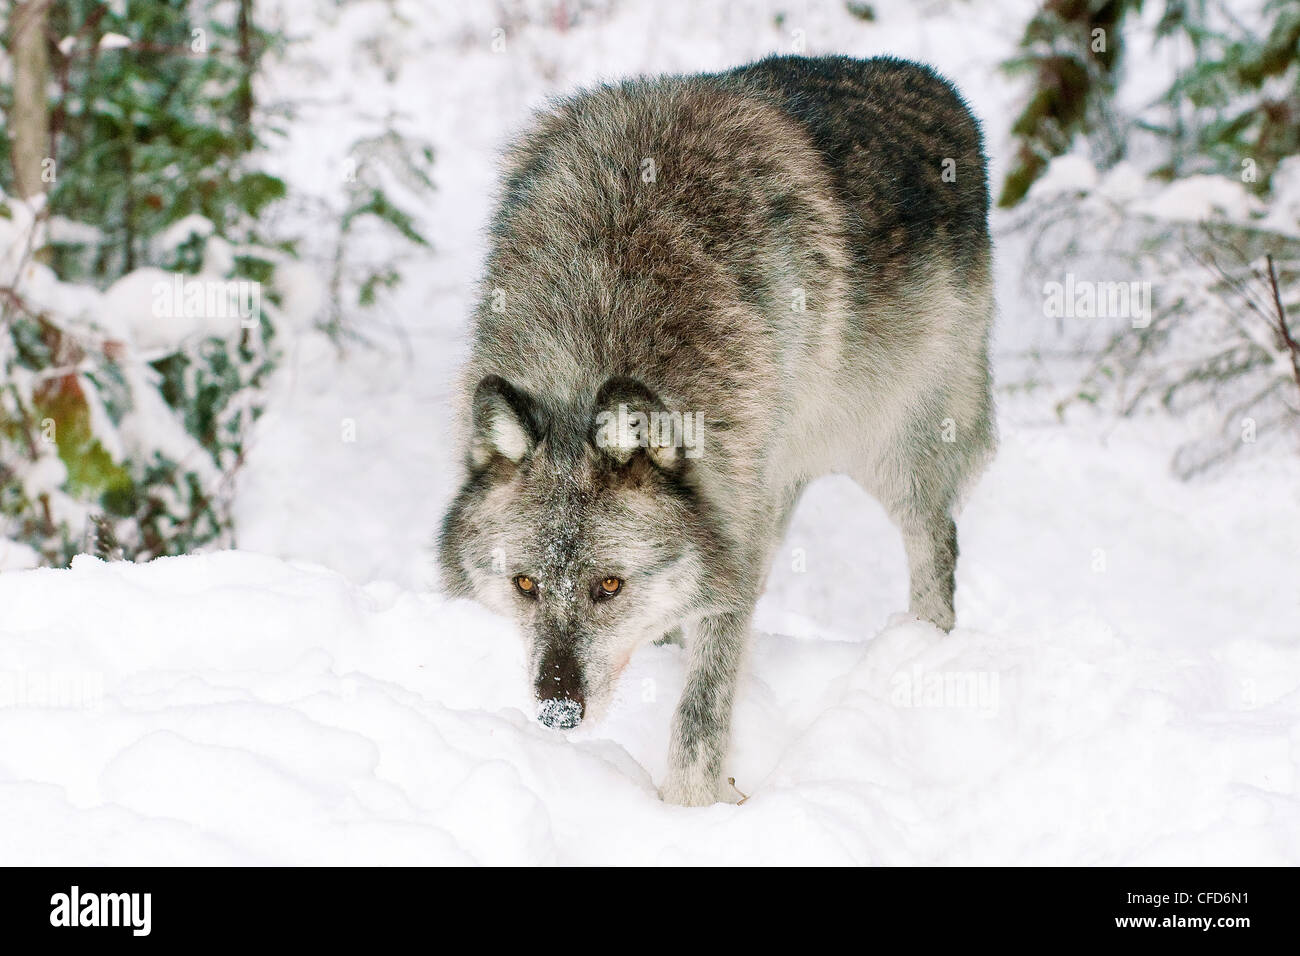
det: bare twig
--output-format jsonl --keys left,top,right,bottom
{"left": 1265, "top": 254, "right": 1300, "bottom": 392}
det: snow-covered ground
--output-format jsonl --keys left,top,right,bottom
{"left": 4, "top": 411, "right": 1298, "bottom": 864}
{"left": 2, "top": 0, "right": 1298, "bottom": 864}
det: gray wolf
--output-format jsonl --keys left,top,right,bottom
{"left": 439, "top": 54, "right": 995, "bottom": 806}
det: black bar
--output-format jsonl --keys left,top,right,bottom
{"left": 0, "top": 866, "right": 1290, "bottom": 944}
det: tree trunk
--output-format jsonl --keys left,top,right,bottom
{"left": 236, "top": 0, "right": 255, "bottom": 151}
{"left": 9, "top": 0, "right": 52, "bottom": 200}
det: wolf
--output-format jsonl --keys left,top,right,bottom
{"left": 439, "top": 54, "right": 995, "bottom": 806}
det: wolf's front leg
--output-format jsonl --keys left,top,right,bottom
{"left": 661, "top": 611, "right": 748, "bottom": 806}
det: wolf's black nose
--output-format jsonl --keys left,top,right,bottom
{"left": 535, "top": 646, "right": 585, "bottom": 729}
{"left": 536, "top": 696, "right": 584, "bottom": 729}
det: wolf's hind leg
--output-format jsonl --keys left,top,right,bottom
{"left": 899, "top": 508, "right": 958, "bottom": 631}
{"left": 851, "top": 456, "right": 961, "bottom": 631}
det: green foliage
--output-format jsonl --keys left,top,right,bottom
{"left": 35, "top": 0, "right": 287, "bottom": 281}
{"left": 32, "top": 375, "right": 132, "bottom": 504}
{"left": 1, "top": 0, "right": 296, "bottom": 565}
{"left": 1001, "top": 0, "right": 1300, "bottom": 204}
{"left": 326, "top": 128, "right": 436, "bottom": 338}
{"left": 344, "top": 188, "right": 430, "bottom": 249}
{"left": 1000, "top": 0, "right": 1139, "bottom": 207}
{"left": 1156, "top": 0, "right": 1300, "bottom": 191}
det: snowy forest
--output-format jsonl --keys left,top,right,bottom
{"left": 0, "top": 0, "right": 1297, "bottom": 865}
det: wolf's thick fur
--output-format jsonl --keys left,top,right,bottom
{"left": 440, "top": 55, "right": 995, "bottom": 806}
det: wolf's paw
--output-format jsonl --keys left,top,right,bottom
{"left": 910, "top": 604, "right": 955, "bottom": 633}
{"left": 659, "top": 771, "right": 742, "bottom": 807}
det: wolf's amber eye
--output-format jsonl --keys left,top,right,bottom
{"left": 599, "top": 577, "right": 622, "bottom": 596}
{"left": 514, "top": 575, "right": 537, "bottom": 595}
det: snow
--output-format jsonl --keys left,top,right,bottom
{"left": 150, "top": 214, "right": 216, "bottom": 260}
{"left": 1027, "top": 155, "right": 1099, "bottom": 201}
{"left": 537, "top": 697, "right": 584, "bottom": 730}
{"left": 1130, "top": 174, "right": 1267, "bottom": 225}
{"left": 1034, "top": 157, "right": 1279, "bottom": 231}
{"left": 0, "top": 538, "right": 40, "bottom": 573}
{"left": 3, "top": 0, "right": 1299, "bottom": 864}
{"left": 1261, "top": 155, "right": 1300, "bottom": 238}
{"left": 100, "top": 267, "right": 254, "bottom": 352}
{"left": 2, "top": 421, "right": 1298, "bottom": 864}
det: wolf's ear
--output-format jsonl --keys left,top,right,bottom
{"left": 590, "top": 376, "right": 688, "bottom": 472}
{"left": 470, "top": 374, "right": 542, "bottom": 469}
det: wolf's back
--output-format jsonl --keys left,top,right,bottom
{"left": 469, "top": 64, "right": 849, "bottom": 416}
{"left": 465, "top": 55, "right": 990, "bottom": 435}
{"left": 723, "top": 55, "right": 990, "bottom": 290}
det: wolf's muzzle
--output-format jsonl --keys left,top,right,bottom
{"left": 534, "top": 646, "right": 586, "bottom": 729}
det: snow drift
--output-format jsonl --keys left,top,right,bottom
{"left": 3, "top": 419, "right": 1297, "bottom": 864}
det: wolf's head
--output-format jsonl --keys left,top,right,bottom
{"left": 439, "top": 374, "right": 710, "bottom": 729}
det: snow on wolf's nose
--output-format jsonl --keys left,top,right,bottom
{"left": 536, "top": 697, "right": 583, "bottom": 730}
{"left": 534, "top": 645, "right": 586, "bottom": 729}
